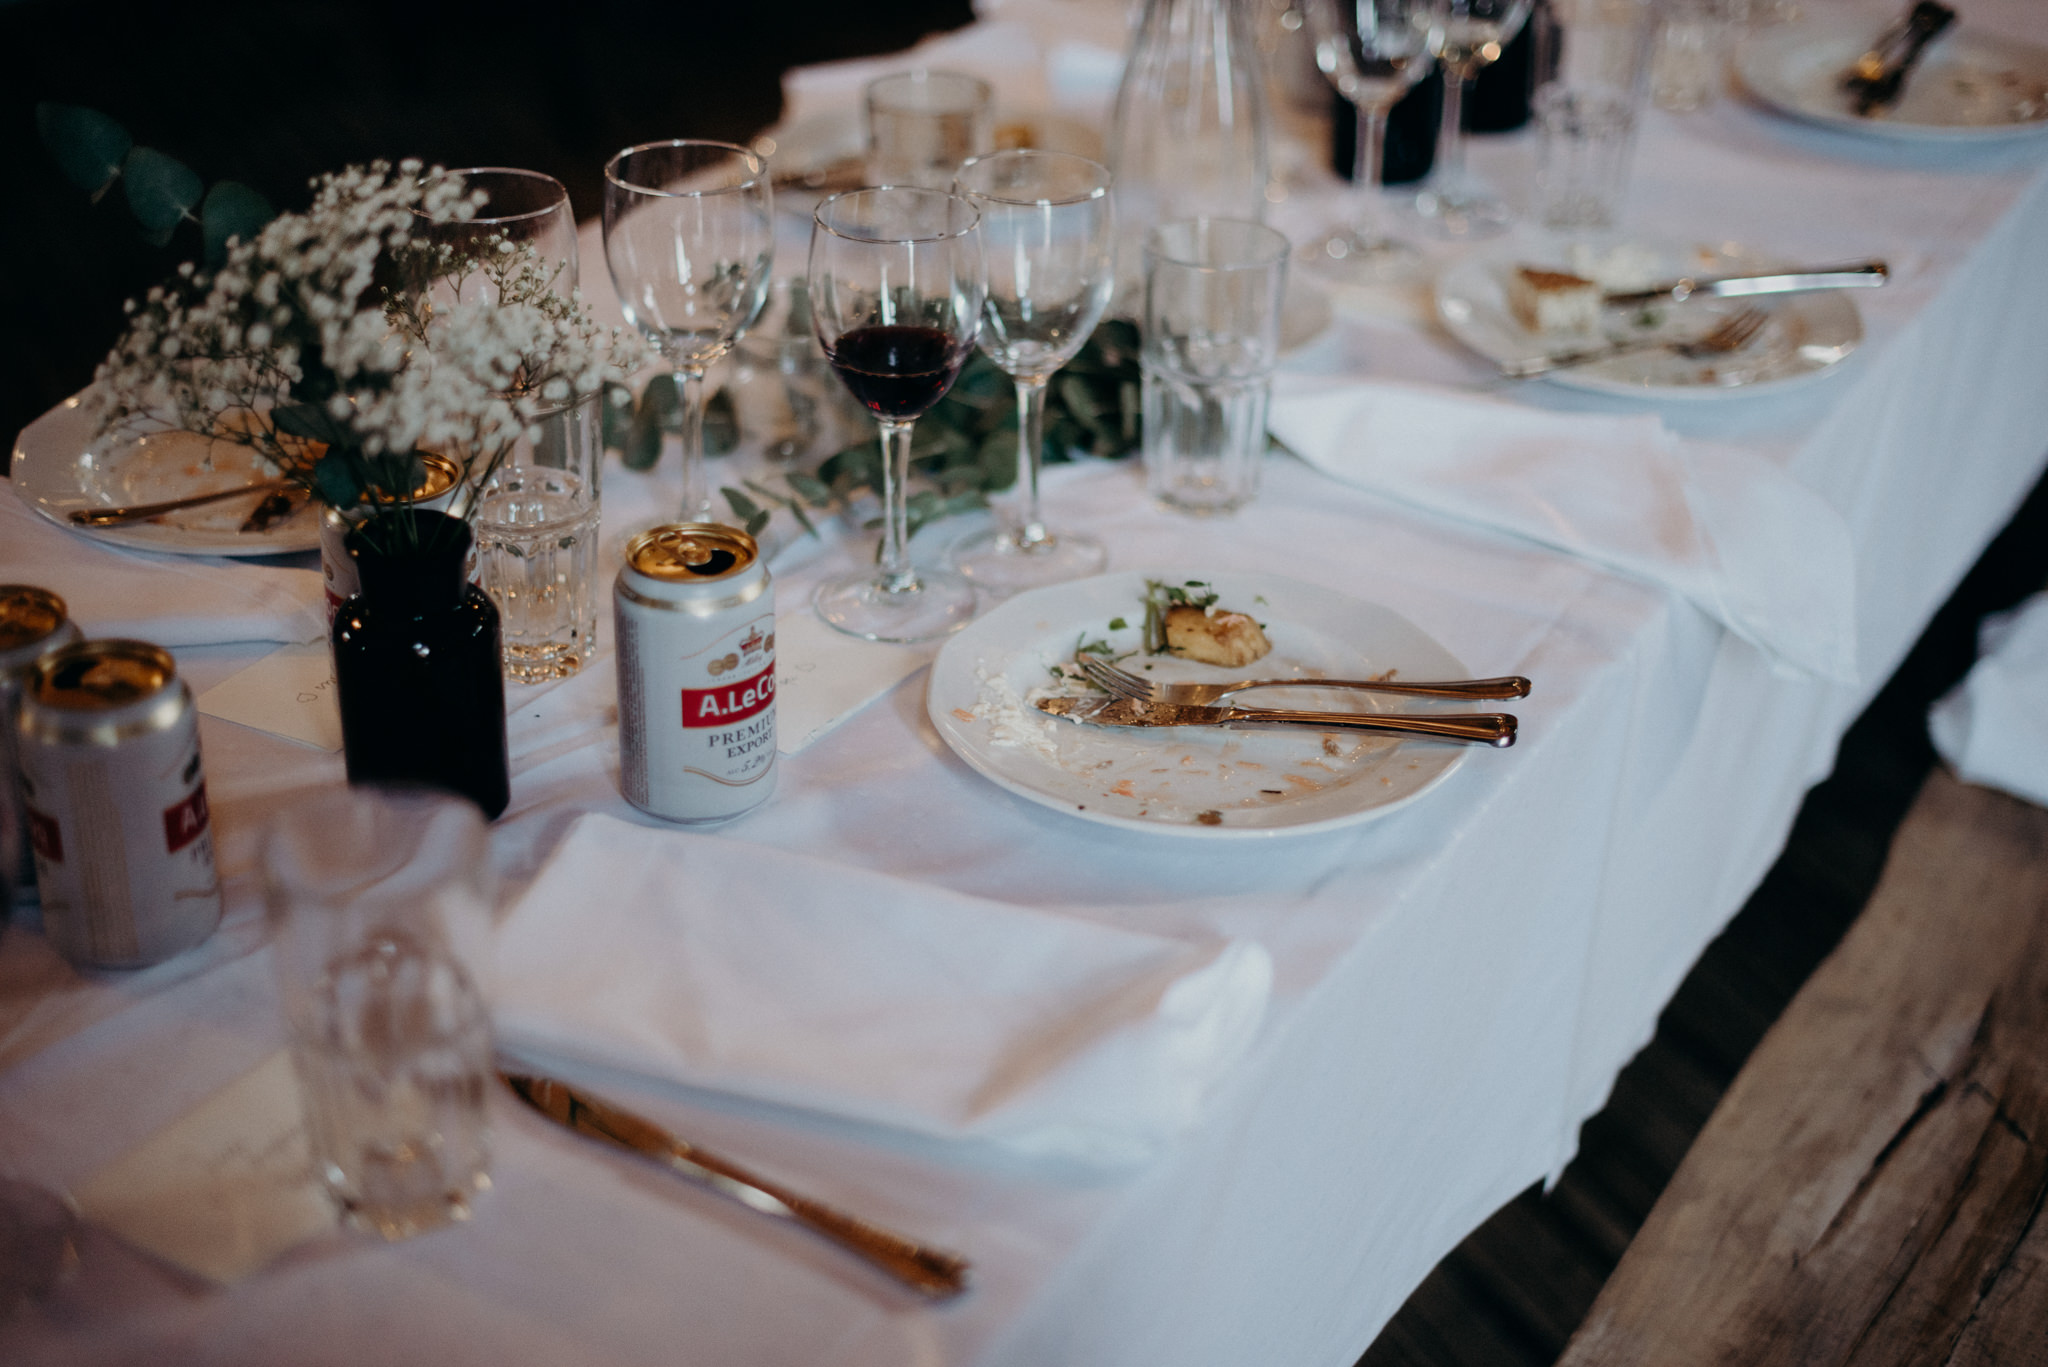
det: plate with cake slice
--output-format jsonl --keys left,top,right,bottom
{"left": 1435, "top": 240, "right": 1865, "bottom": 399}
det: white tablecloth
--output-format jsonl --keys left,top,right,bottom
{"left": 7, "top": 2, "right": 2048, "bottom": 1362}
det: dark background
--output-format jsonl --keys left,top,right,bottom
{"left": 2, "top": 0, "right": 974, "bottom": 457}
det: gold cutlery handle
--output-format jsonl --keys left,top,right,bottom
{"left": 70, "top": 480, "right": 291, "bottom": 526}
{"left": 1231, "top": 709, "right": 1517, "bottom": 747}
{"left": 1238, "top": 675, "right": 1530, "bottom": 700}
{"left": 669, "top": 1143, "right": 971, "bottom": 1299}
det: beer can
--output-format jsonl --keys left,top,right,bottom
{"left": 614, "top": 524, "right": 776, "bottom": 824}
{"left": 1, "top": 586, "right": 82, "bottom": 906}
{"left": 320, "top": 451, "right": 465, "bottom": 622}
{"left": 16, "top": 639, "right": 223, "bottom": 968}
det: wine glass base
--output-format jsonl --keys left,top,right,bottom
{"left": 1408, "top": 187, "right": 1515, "bottom": 240}
{"left": 948, "top": 527, "right": 1107, "bottom": 597}
{"left": 814, "top": 567, "right": 978, "bottom": 643}
{"left": 1301, "top": 229, "right": 1425, "bottom": 286}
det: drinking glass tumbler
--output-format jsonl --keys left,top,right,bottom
{"left": 865, "top": 71, "right": 994, "bottom": 190}
{"left": 1532, "top": 0, "right": 1656, "bottom": 231}
{"left": 265, "top": 787, "right": 495, "bottom": 1242}
{"left": 1141, "top": 218, "right": 1290, "bottom": 516}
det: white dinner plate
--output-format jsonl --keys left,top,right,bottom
{"left": 10, "top": 390, "right": 320, "bottom": 557}
{"left": 1735, "top": 20, "right": 2048, "bottom": 142}
{"left": 1435, "top": 241, "right": 1863, "bottom": 399}
{"left": 926, "top": 570, "right": 1477, "bottom": 837}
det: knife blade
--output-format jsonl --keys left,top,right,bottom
{"left": 1603, "top": 261, "right": 1888, "bottom": 308}
{"left": 500, "top": 1070, "right": 971, "bottom": 1299}
{"left": 1035, "top": 696, "right": 1516, "bottom": 747}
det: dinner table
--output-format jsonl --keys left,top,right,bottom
{"left": 5, "top": 0, "right": 2048, "bottom": 1363}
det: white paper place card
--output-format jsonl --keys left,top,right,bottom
{"left": 197, "top": 640, "right": 343, "bottom": 751}
{"left": 73, "top": 1051, "right": 336, "bottom": 1284}
{"left": 775, "top": 610, "right": 935, "bottom": 755}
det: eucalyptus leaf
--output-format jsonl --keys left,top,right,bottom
{"left": 312, "top": 450, "right": 364, "bottom": 509}
{"left": 200, "top": 180, "right": 274, "bottom": 265}
{"left": 601, "top": 384, "right": 635, "bottom": 451}
{"left": 123, "top": 147, "right": 204, "bottom": 243}
{"left": 272, "top": 402, "right": 342, "bottom": 445}
{"left": 721, "top": 486, "right": 764, "bottom": 524}
{"left": 35, "top": 103, "right": 131, "bottom": 196}
{"left": 703, "top": 387, "right": 739, "bottom": 456}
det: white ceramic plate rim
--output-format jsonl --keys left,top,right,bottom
{"left": 1434, "top": 241, "right": 1864, "bottom": 400}
{"left": 10, "top": 389, "right": 321, "bottom": 557}
{"left": 1735, "top": 21, "right": 2048, "bottom": 142}
{"left": 926, "top": 570, "right": 1477, "bottom": 839}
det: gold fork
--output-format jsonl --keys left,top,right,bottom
{"left": 1501, "top": 306, "right": 1770, "bottom": 379}
{"left": 1077, "top": 654, "right": 1530, "bottom": 706}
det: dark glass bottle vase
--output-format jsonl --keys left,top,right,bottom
{"left": 332, "top": 510, "right": 510, "bottom": 820}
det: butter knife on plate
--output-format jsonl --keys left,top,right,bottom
{"left": 1603, "top": 261, "right": 1888, "bottom": 308}
{"left": 1035, "top": 696, "right": 1516, "bottom": 747}
{"left": 501, "top": 1070, "right": 971, "bottom": 1299}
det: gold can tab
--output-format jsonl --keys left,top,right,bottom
{"left": 627, "top": 524, "right": 760, "bottom": 583}
{"left": 0, "top": 585, "right": 69, "bottom": 654}
{"left": 32, "top": 640, "right": 177, "bottom": 712}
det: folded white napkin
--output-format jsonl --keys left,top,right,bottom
{"left": 0, "top": 488, "right": 324, "bottom": 647}
{"left": 1268, "top": 379, "right": 1859, "bottom": 682}
{"left": 493, "top": 814, "right": 1273, "bottom": 1166}
{"left": 1930, "top": 591, "right": 2048, "bottom": 807}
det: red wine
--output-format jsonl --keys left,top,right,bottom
{"left": 825, "top": 325, "right": 968, "bottom": 421}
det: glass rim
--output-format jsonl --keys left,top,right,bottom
{"left": 604, "top": 139, "right": 767, "bottom": 199}
{"left": 812, "top": 186, "right": 981, "bottom": 245}
{"left": 863, "top": 68, "right": 994, "bottom": 112}
{"left": 416, "top": 167, "right": 571, "bottom": 226}
{"left": 953, "top": 149, "right": 1113, "bottom": 208}
{"left": 1144, "top": 217, "right": 1292, "bottom": 272}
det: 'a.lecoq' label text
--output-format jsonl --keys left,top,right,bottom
{"left": 680, "top": 664, "right": 775, "bottom": 728}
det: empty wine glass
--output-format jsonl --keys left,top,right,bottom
{"left": 1302, "top": 0, "right": 1437, "bottom": 280}
{"left": 604, "top": 141, "right": 774, "bottom": 523}
{"left": 1412, "top": 0, "right": 1534, "bottom": 237}
{"left": 947, "top": 150, "right": 1114, "bottom": 596}
{"left": 808, "top": 188, "right": 986, "bottom": 642}
{"left": 412, "top": 167, "right": 578, "bottom": 304}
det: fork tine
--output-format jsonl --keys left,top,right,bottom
{"left": 1078, "top": 655, "right": 1150, "bottom": 699}
{"left": 1717, "top": 307, "right": 1767, "bottom": 349}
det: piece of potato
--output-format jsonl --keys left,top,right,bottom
{"left": 1164, "top": 605, "right": 1271, "bottom": 668}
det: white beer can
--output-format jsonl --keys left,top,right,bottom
{"left": 614, "top": 524, "right": 776, "bottom": 824}
{"left": 16, "top": 640, "right": 223, "bottom": 968}
{"left": 2, "top": 586, "right": 82, "bottom": 903}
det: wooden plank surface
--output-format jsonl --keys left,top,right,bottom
{"left": 1557, "top": 766, "right": 2048, "bottom": 1367}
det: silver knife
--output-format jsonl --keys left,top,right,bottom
{"left": 500, "top": 1070, "right": 971, "bottom": 1299}
{"left": 1604, "top": 261, "right": 1888, "bottom": 308}
{"left": 1035, "top": 696, "right": 1516, "bottom": 747}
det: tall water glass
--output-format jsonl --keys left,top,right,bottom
{"left": 1302, "top": 0, "right": 1436, "bottom": 280}
{"left": 865, "top": 71, "right": 993, "bottom": 190}
{"left": 808, "top": 188, "right": 986, "bottom": 642}
{"left": 1411, "top": 0, "right": 1534, "bottom": 237}
{"left": 474, "top": 455, "right": 601, "bottom": 683}
{"left": 948, "top": 151, "right": 1115, "bottom": 596}
{"left": 604, "top": 141, "right": 774, "bottom": 523}
{"left": 1533, "top": 0, "right": 1656, "bottom": 231}
{"left": 264, "top": 788, "right": 494, "bottom": 1242}
{"left": 1141, "top": 219, "right": 1290, "bottom": 516}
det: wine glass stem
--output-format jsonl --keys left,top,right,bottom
{"left": 1350, "top": 102, "right": 1393, "bottom": 239}
{"left": 1436, "top": 71, "right": 1471, "bottom": 190}
{"left": 676, "top": 365, "right": 710, "bottom": 523}
{"left": 1012, "top": 375, "right": 1052, "bottom": 550}
{"left": 877, "top": 418, "right": 921, "bottom": 594}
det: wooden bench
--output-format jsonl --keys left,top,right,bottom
{"left": 1556, "top": 765, "right": 2048, "bottom": 1367}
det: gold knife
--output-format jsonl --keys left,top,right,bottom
{"left": 1036, "top": 695, "right": 1516, "bottom": 747}
{"left": 499, "top": 1070, "right": 971, "bottom": 1299}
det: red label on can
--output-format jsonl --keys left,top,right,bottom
{"left": 25, "top": 806, "right": 61, "bottom": 863}
{"left": 680, "top": 664, "right": 775, "bottom": 728}
{"left": 162, "top": 783, "right": 211, "bottom": 853}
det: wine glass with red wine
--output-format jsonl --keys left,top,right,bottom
{"left": 807, "top": 187, "right": 986, "bottom": 642}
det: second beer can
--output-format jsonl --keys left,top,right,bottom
{"left": 16, "top": 639, "right": 223, "bottom": 968}
{"left": 614, "top": 524, "right": 776, "bottom": 824}
{"left": 1, "top": 585, "right": 82, "bottom": 906}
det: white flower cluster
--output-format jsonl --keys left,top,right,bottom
{"left": 94, "top": 160, "right": 645, "bottom": 502}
